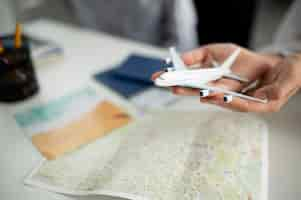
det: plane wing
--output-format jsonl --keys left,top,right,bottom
{"left": 223, "top": 73, "right": 249, "bottom": 83}
{"left": 220, "top": 48, "right": 241, "bottom": 70}
{"left": 211, "top": 59, "right": 249, "bottom": 83}
{"left": 169, "top": 47, "right": 187, "bottom": 70}
{"left": 199, "top": 84, "right": 267, "bottom": 103}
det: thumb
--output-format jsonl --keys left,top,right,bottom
{"left": 253, "top": 64, "right": 295, "bottom": 101}
{"left": 181, "top": 47, "right": 210, "bottom": 66}
{"left": 250, "top": 80, "right": 296, "bottom": 112}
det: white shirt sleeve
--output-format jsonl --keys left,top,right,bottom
{"left": 260, "top": 0, "right": 301, "bottom": 55}
{"left": 0, "top": 0, "right": 16, "bottom": 34}
{"left": 174, "top": 0, "right": 198, "bottom": 52}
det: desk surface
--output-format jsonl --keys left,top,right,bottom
{"left": 0, "top": 20, "right": 300, "bottom": 200}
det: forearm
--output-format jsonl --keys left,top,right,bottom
{"left": 258, "top": 0, "right": 301, "bottom": 67}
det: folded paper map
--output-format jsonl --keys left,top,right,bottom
{"left": 25, "top": 110, "right": 268, "bottom": 200}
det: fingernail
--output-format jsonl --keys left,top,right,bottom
{"left": 257, "top": 93, "right": 267, "bottom": 100}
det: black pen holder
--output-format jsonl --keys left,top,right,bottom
{"left": 0, "top": 35, "right": 39, "bottom": 103}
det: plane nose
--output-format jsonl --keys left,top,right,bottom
{"left": 154, "top": 75, "right": 166, "bottom": 86}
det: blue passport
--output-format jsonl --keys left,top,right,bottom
{"left": 94, "top": 54, "right": 164, "bottom": 98}
{"left": 114, "top": 54, "right": 164, "bottom": 84}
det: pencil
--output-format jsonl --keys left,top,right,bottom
{"left": 0, "top": 39, "right": 4, "bottom": 53}
{"left": 14, "top": 23, "right": 22, "bottom": 48}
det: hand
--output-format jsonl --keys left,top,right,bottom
{"left": 152, "top": 43, "right": 301, "bottom": 112}
{"left": 242, "top": 54, "right": 301, "bottom": 112}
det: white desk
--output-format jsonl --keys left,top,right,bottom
{"left": 0, "top": 20, "right": 301, "bottom": 200}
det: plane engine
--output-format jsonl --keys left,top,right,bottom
{"left": 223, "top": 94, "right": 233, "bottom": 103}
{"left": 164, "top": 67, "right": 175, "bottom": 72}
{"left": 200, "top": 89, "right": 210, "bottom": 97}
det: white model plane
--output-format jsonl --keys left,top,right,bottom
{"left": 153, "top": 47, "right": 267, "bottom": 103}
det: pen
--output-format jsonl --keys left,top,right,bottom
{"left": 14, "top": 23, "right": 22, "bottom": 49}
{"left": 0, "top": 39, "right": 4, "bottom": 53}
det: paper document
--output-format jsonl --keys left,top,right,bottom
{"left": 13, "top": 85, "right": 134, "bottom": 160}
{"left": 131, "top": 88, "right": 181, "bottom": 109}
{"left": 27, "top": 34, "right": 64, "bottom": 64}
{"left": 25, "top": 110, "right": 268, "bottom": 200}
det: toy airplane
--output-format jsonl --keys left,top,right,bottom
{"left": 153, "top": 47, "right": 267, "bottom": 104}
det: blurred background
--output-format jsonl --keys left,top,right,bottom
{"left": 0, "top": 0, "right": 294, "bottom": 51}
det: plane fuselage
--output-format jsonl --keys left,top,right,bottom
{"left": 154, "top": 68, "right": 227, "bottom": 88}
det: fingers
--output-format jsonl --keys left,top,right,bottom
{"left": 181, "top": 47, "right": 210, "bottom": 66}
{"left": 151, "top": 71, "right": 164, "bottom": 81}
{"left": 200, "top": 94, "right": 268, "bottom": 112}
{"left": 254, "top": 64, "right": 299, "bottom": 101}
{"left": 202, "top": 73, "right": 300, "bottom": 113}
{"left": 181, "top": 46, "right": 224, "bottom": 68}
{"left": 199, "top": 93, "right": 286, "bottom": 113}
{"left": 199, "top": 73, "right": 288, "bottom": 113}
{"left": 182, "top": 43, "right": 239, "bottom": 66}
{"left": 171, "top": 87, "right": 199, "bottom": 96}
{"left": 202, "top": 86, "right": 275, "bottom": 113}
{"left": 213, "top": 78, "right": 244, "bottom": 92}
{"left": 198, "top": 60, "right": 294, "bottom": 113}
